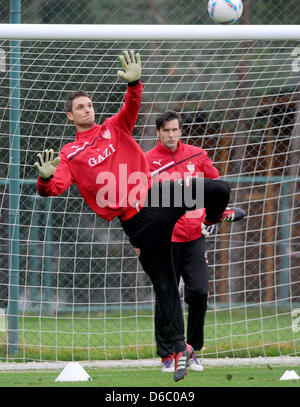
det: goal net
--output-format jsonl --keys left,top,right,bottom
{"left": 0, "top": 25, "right": 299, "bottom": 363}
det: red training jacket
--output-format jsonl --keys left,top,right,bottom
{"left": 145, "top": 139, "right": 219, "bottom": 242}
{"left": 37, "top": 82, "right": 151, "bottom": 222}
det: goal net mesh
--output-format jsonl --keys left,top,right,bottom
{"left": 0, "top": 38, "right": 299, "bottom": 362}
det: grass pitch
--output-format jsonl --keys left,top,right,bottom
{"left": 0, "top": 365, "right": 299, "bottom": 387}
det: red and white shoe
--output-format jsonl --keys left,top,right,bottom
{"left": 189, "top": 351, "right": 204, "bottom": 372}
{"left": 173, "top": 344, "right": 194, "bottom": 382}
{"left": 218, "top": 207, "right": 246, "bottom": 223}
{"left": 202, "top": 207, "right": 245, "bottom": 236}
{"left": 161, "top": 354, "right": 175, "bottom": 373}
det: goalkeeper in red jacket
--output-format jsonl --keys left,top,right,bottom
{"left": 146, "top": 111, "right": 245, "bottom": 373}
{"left": 34, "top": 50, "right": 243, "bottom": 382}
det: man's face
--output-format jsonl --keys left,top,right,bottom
{"left": 156, "top": 119, "right": 182, "bottom": 152}
{"left": 67, "top": 96, "right": 95, "bottom": 131}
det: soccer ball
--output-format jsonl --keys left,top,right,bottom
{"left": 208, "top": 0, "right": 243, "bottom": 24}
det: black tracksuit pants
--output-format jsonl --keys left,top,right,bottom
{"left": 156, "top": 237, "right": 208, "bottom": 357}
{"left": 120, "top": 177, "right": 230, "bottom": 356}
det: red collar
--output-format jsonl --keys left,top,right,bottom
{"left": 155, "top": 139, "right": 183, "bottom": 155}
{"left": 76, "top": 123, "right": 99, "bottom": 140}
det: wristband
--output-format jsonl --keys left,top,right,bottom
{"left": 128, "top": 80, "right": 140, "bottom": 87}
{"left": 40, "top": 175, "right": 53, "bottom": 182}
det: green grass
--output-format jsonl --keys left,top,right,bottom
{"left": 0, "top": 366, "right": 299, "bottom": 387}
{"left": 0, "top": 306, "right": 299, "bottom": 361}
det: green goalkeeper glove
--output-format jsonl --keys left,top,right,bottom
{"left": 34, "top": 149, "right": 60, "bottom": 179}
{"left": 117, "top": 50, "right": 141, "bottom": 83}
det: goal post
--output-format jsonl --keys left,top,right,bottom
{"left": 0, "top": 24, "right": 299, "bottom": 364}
{"left": 1, "top": 24, "right": 300, "bottom": 40}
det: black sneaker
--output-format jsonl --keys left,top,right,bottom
{"left": 203, "top": 207, "right": 246, "bottom": 227}
{"left": 219, "top": 207, "right": 246, "bottom": 223}
{"left": 173, "top": 344, "right": 193, "bottom": 382}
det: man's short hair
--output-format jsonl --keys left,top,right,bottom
{"left": 155, "top": 110, "right": 182, "bottom": 131}
{"left": 65, "top": 90, "right": 92, "bottom": 113}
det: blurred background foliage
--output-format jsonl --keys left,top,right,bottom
{"left": 0, "top": 0, "right": 300, "bottom": 25}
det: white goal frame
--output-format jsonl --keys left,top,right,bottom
{"left": 0, "top": 24, "right": 300, "bottom": 41}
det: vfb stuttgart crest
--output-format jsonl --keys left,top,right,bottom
{"left": 187, "top": 162, "right": 195, "bottom": 174}
{"left": 102, "top": 129, "right": 111, "bottom": 139}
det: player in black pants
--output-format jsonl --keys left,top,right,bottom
{"left": 156, "top": 236, "right": 209, "bottom": 371}
{"left": 34, "top": 50, "right": 243, "bottom": 382}
{"left": 121, "top": 176, "right": 235, "bottom": 381}
{"left": 171, "top": 237, "right": 208, "bottom": 353}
